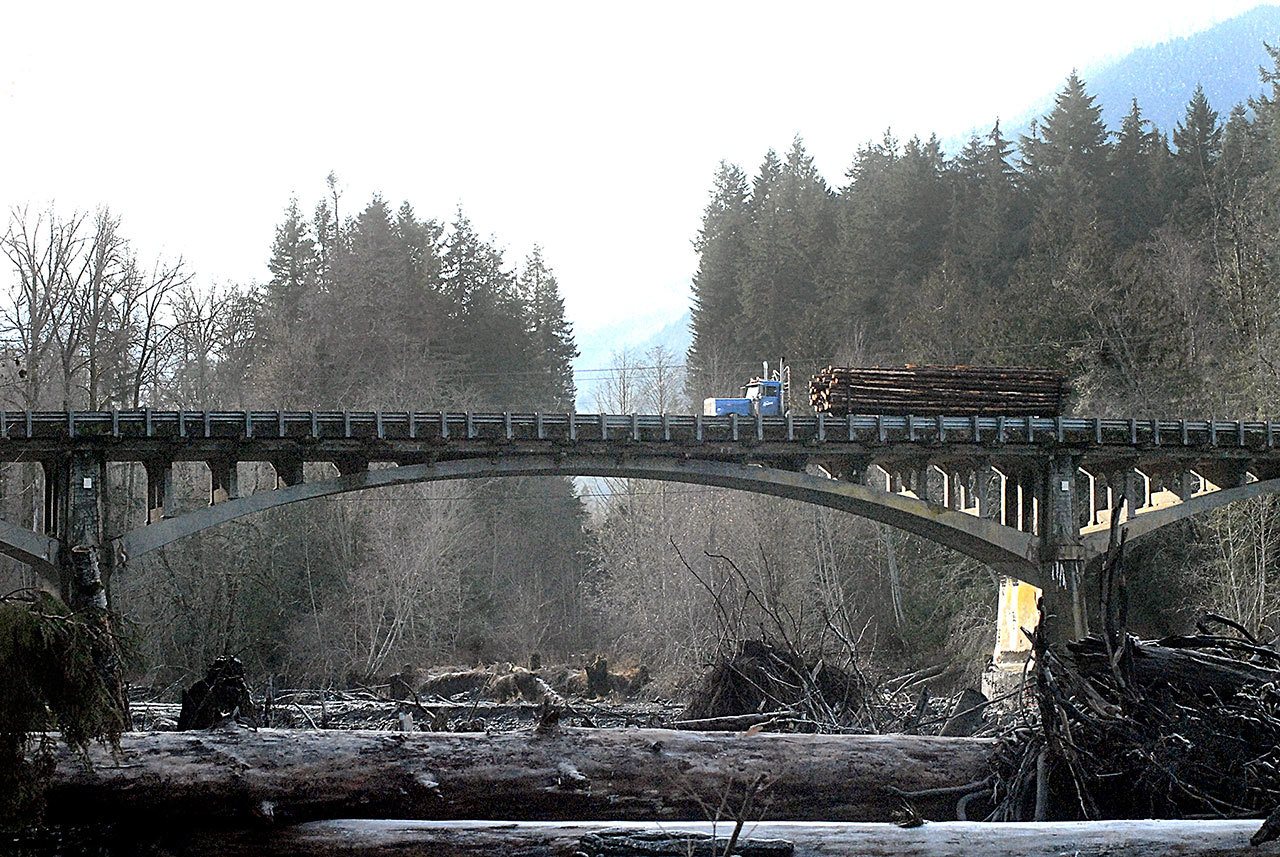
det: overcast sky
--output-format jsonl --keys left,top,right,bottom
{"left": 0, "top": 1, "right": 1266, "bottom": 363}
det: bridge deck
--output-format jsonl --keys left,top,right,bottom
{"left": 0, "top": 411, "right": 1273, "bottom": 462}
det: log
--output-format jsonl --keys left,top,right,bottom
{"left": 1065, "top": 635, "right": 1280, "bottom": 695}
{"left": 42, "top": 727, "right": 995, "bottom": 825}
{"left": 186, "top": 819, "right": 1280, "bottom": 856}
{"left": 808, "top": 364, "right": 1067, "bottom": 418}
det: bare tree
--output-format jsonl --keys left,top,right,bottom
{"left": 0, "top": 205, "right": 193, "bottom": 410}
{"left": 641, "top": 344, "right": 686, "bottom": 413}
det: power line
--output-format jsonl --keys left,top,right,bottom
{"left": 526, "top": 330, "right": 1211, "bottom": 381}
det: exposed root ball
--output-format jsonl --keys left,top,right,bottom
{"left": 681, "top": 639, "right": 865, "bottom": 726}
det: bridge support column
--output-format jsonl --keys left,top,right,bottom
{"left": 984, "top": 463, "right": 1040, "bottom": 674}
{"left": 1173, "top": 468, "right": 1196, "bottom": 501}
{"left": 58, "top": 450, "right": 109, "bottom": 613}
{"left": 976, "top": 464, "right": 1004, "bottom": 523}
{"left": 1110, "top": 466, "right": 1145, "bottom": 521}
{"left": 55, "top": 448, "right": 125, "bottom": 722}
{"left": 41, "top": 459, "right": 66, "bottom": 536}
{"left": 273, "top": 456, "right": 304, "bottom": 488}
{"left": 145, "top": 459, "right": 173, "bottom": 523}
{"left": 332, "top": 456, "right": 369, "bottom": 477}
{"left": 1199, "top": 460, "right": 1250, "bottom": 491}
{"left": 1041, "top": 454, "right": 1086, "bottom": 641}
{"left": 209, "top": 458, "right": 239, "bottom": 504}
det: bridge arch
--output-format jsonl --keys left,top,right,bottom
{"left": 115, "top": 454, "right": 1044, "bottom": 585}
{"left": 0, "top": 519, "right": 59, "bottom": 580}
{"left": 1082, "top": 476, "right": 1280, "bottom": 560}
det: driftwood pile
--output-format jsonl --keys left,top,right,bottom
{"left": 991, "top": 536, "right": 1280, "bottom": 836}
{"left": 139, "top": 655, "right": 661, "bottom": 734}
{"left": 416, "top": 656, "right": 649, "bottom": 703}
{"left": 809, "top": 365, "right": 1068, "bottom": 417}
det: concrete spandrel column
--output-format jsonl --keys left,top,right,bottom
{"left": 976, "top": 464, "right": 1005, "bottom": 523}
{"left": 1108, "top": 467, "right": 1146, "bottom": 520}
{"left": 144, "top": 459, "right": 173, "bottom": 523}
{"left": 209, "top": 458, "right": 239, "bottom": 505}
{"left": 273, "top": 457, "right": 304, "bottom": 488}
{"left": 41, "top": 458, "right": 66, "bottom": 537}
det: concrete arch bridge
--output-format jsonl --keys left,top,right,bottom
{"left": 6, "top": 410, "right": 1280, "bottom": 640}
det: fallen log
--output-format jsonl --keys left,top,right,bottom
{"left": 1066, "top": 634, "right": 1280, "bottom": 695}
{"left": 41, "top": 727, "right": 995, "bottom": 825}
{"left": 670, "top": 710, "right": 799, "bottom": 731}
{"left": 186, "top": 819, "right": 1280, "bottom": 857}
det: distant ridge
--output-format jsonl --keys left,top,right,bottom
{"left": 1086, "top": 4, "right": 1280, "bottom": 132}
{"left": 949, "top": 4, "right": 1280, "bottom": 150}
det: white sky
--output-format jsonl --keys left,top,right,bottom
{"left": 0, "top": 1, "right": 1266, "bottom": 358}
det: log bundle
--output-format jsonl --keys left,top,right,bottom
{"left": 809, "top": 365, "right": 1068, "bottom": 417}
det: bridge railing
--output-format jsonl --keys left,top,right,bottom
{"left": 0, "top": 410, "right": 1277, "bottom": 451}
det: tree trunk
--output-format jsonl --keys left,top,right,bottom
{"left": 182, "top": 819, "right": 1278, "bottom": 857}
{"left": 45, "top": 727, "right": 995, "bottom": 825}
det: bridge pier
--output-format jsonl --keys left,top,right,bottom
{"left": 990, "top": 454, "right": 1086, "bottom": 682}
{"left": 1043, "top": 453, "right": 1087, "bottom": 639}
{"left": 55, "top": 450, "right": 110, "bottom": 613}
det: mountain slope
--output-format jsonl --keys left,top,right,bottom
{"left": 1076, "top": 5, "right": 1277, "bottom": 132}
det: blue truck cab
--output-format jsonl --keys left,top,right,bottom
{"left": 703, "top": 374, "right": 786, "bottom": 417}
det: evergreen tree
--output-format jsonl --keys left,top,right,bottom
{"left": 687, "top": 161, "right": 749, "bottom": 400}
{"left": 830, "top": 130, "right": 907, "bottom": 332}
{"left": 257, "top": 199, "right": 321, "bottom": 403}
{"left": 334, "top": 196, "right": 406, "bottom": 373}
{"left": 1107, "top": 100, "right": 1170, "bottom": 246}
{"left": 394, "top": 202, "right": 443, "bottom": 297}
{"left": 1171, "top": 85, "right": 1223, "bottom": 232}
{"left": 440, "top": 210, "right": 530, "bottom": 407}
{"left": 975, "top": 121, "right": 1027, "bottom": 286}
{"left": 738, "top": 148, "right": 785, "bottom": 361}
{"left": 1020, "top": 72, "right": 1110, "bottom": 194}
{"left": 520, "top": 247, "right": 578, "bottom": 410}
{"left": 926, "top": 122, "right": 1028, "bottom": 360}
{"left": 264, "top": 199, "right": 318, "bottom": 336}
{"left": 1012, "top": 73, "right": 1114, "bottom": 363}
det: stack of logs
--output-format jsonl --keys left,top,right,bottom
{"left": 809, "top": 365, "right": 1068, "bottom": 417}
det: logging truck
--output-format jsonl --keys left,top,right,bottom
{"left": 707, "top": 363, "right": 1067, "bottom": 419}
{"left": 702, "top": 360, "right": 791, "bottom": 416}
